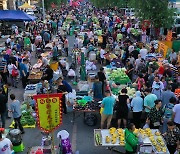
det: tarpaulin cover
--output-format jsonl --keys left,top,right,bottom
{"left": 0, "top": 10, "right": 36, "bottom": 21}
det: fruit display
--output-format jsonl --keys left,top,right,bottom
{"left": 103, "top": 127, "right": 125, "bottom": 146}
{"left": 133, "top": 128, "right": 168, "bottom": 153}
{"left": 105, "top": 68, "right": 131, "bottom": 84}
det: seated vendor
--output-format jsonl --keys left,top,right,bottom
{"left": 42, "top": 65, "right": 53, "bottom": 86}
{"left": 37, "top": 79, "right": 48, "bottom": 94}
{"left": 38, "top": 56, "right": 48, "bottom": 68}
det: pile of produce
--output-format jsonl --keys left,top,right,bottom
{"left": 119, "top": 87, "right": 136, "bottom": 98}
{"left": 134, "top": 128, "right": 167, "bottom": 153}
{"left": 95, "top": 132, "right": 102, "bottom": 146}
{"left": 107, "top": 127, "right": 125, "bottom": 145}
{"left": 95, "top": 127, "right": 125, "bottom": 146}
{"left": 73, "top": 101, "right": 99, "bottom": 111}
{"left": 20, "top": 111, "right": 36, "bottom": 126}
{"left": 20, "top": 103, "right": 36, "bottom": 126}
{"left": 105, "top": 68, "right": 131, "bottom": 84}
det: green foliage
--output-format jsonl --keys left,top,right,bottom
{"left": 129, "top": 0, "right": 174, "bottom": 28}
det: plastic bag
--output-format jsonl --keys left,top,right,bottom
{"left": 143, "top": 123, "right": 150, "bottom": 129}
{"left": 68, "top": 69, "right": 75, "bottom": 77}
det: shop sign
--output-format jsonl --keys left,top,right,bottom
{"left": 33, "top": 93, "right": 63, "bottom": 133}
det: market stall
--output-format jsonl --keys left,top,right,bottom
{"left": 104, "top": 67, "right": 131, "bottom": 85}
{"left": 28, "top": 69, "right": 43, "bottom": 83}
{"left": 9, "top": 103, "right": 36, "bottom": 128}
{"left": 72, "top": 96, "right": 100, "bottom": 124}
{"left": 94, "top": 128, "right": 169, "bottom": 153}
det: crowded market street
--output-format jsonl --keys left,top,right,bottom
{"left": 0, "top": 0, "right": 180, "bottom": 154}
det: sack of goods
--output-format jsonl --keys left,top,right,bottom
{"left": 84, "top": 113, "right": 97, "bottom": 126}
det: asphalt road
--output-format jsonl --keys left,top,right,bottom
{"left": 2, "top": 35, "right": 125, "bottom": 154}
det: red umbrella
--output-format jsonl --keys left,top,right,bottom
{"left": 72, "top": 1, "right": 79, "bottom": 7}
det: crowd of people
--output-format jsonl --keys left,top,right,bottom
{"left": 0, "top": 1, "right": 179, "bottom": 154}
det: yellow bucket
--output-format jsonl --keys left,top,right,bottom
{"left": 50, "top": 62, "right": 59, "bottom": 71}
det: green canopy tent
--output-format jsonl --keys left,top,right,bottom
{"left": 80, "top": 51, "right": 86, "bottom": 81}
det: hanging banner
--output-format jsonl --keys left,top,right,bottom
{"left": 158, "top": 42, "right": 168, "bottom": 58}
{"left": 166, "top": 30, "right": 172, "bottom": 41}
{"left": 33, "top": 93, "right": 63, "bottom": 133}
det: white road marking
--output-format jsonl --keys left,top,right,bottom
{"left": 71, "top": 123, "right": 77, "bottom": 152}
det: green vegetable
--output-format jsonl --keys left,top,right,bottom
{"left": 95, "top": 133, "right": 101, "bottom": 145}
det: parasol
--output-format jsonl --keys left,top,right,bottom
{"left": 19, "top": 2, "right": 34, "bottom": 9}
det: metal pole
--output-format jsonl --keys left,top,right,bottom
{"left": 42, "top": 0, "right": 45, "bottom": 21}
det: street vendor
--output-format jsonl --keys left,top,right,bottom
{"left": 125, "top": 123, "right": 138, "bottom": 154}
{"left": 42, "top": 65, "right": 53, "bottom": 86}
{"left": 37, "top": 56, "right": 48, "bottom": 68}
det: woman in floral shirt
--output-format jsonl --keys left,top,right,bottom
{"left": 147, "top": 99, "right": 163, "bottom": 129}
{"left": 163, "top": 121, "right": 179, "bottom": 154}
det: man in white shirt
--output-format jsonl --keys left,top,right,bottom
{"left": 0, "top": 132, "right": 13, "bottom": 154}
{"left": 139, "top": 45, "right": 148, "bottom": 60}
{"left": 88, "top": 30, "right": 93, "bottom": 39}
{"left": 5, "top": 37, "right": 11, "bottom": 46}
{"left": 169, "top": 50, "right": 177, "bottom": 62}
{"left": 100, "top": 47, "right": 105, "bottom": 65}
{"left": 152, "top": 76, "right": 164, "bottom": 91}
{"left": 172, "top": 103, "right": 180, "bottom": 128}
{"left": 105, "top": 16, "right": 109, "bottom": 23}
{"left": 152, "top": 76, "right": 164, "bottom": 99}
{"left": 128, "top": 42, "right": 134, "bottom": 54}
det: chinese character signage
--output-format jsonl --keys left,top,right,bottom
{"left": 33, "top": 93, "right": 63, "bottom": 133}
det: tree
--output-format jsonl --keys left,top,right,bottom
{"left": 129, "top": 0, "right": 174, "bottom": 29}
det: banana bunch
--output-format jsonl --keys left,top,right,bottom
{"left": 144, "top": 128, "right": 153, "bottom": 137}
{"left": 155, "top": 145, "right": 162, "bottom": 152}
{"left": 155, "top": 131, "right": 161, "bottom": 136}
{"left": 106, "top": 136, "right": 111, "bottom": 143}
{"left": 105, "top": 127, "right": 125, "bottom": 145}
{"left": 109, "top": 127, "right": 116, "bottom": 135}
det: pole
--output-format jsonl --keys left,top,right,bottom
{"left": 51, "top": 132, "right": 55, "bottom": 154}
{"left": 45, "top": 82, "right": 55, "bottom": 154}
{"left": 42, "top": 0, "right": 45, "bottom": 21}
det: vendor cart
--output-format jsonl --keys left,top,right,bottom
{"left": 94, "top": 129, "right": 170, "bottom": 154}
{"left": 71, "top": 98, "right": 100, "bottom": 125}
